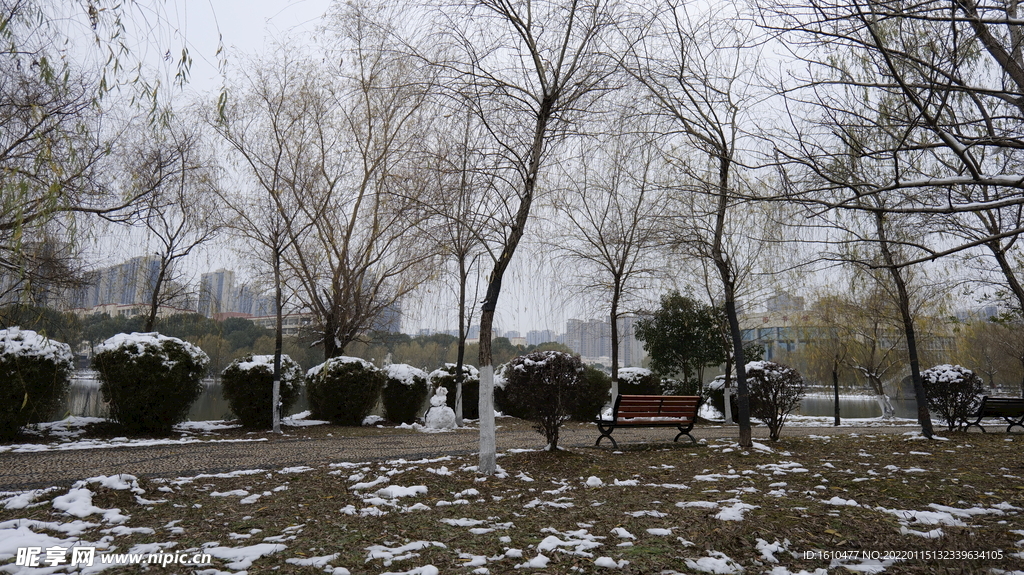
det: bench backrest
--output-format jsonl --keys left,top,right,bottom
{"left": 980, "top": 396, "right": 1024, "bottom": 416}
{"left": 613, "top": 394, "right": 700, "bottom": 422}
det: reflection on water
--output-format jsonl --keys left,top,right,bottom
{"left": 59, "top": 372, "right": 308, "bottom": 422}
{"left": 797, "top": 394, "right": 918, "bottom": 419}
{"left": 59, "top": 373, "right": 925, "bottom": 422}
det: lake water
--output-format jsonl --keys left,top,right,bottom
{"left": 58, "top": 372, "right": 309, "bottom": 422}
{"left": 59, "top": 373, "right": 918, "bottom": 422}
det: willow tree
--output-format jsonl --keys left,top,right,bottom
{"left": 619, "top": 0, "right": 771, "bottom": 447}
{"left": 432, "top": 0, "right": 620, "bottom": 473}
{"left": 553, "top": 111, "right": 668, "bottom": 394}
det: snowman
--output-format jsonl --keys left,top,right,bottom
{"left": 424, "top": 386, "right": 457, "bottom": 429}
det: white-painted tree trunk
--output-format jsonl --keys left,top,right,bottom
{"left": 875, "top": 394, "right": 895, "bottom": 419}
{"left": 478, "top": 365, "right": 496, "bottom": 474}
{"left": 272, "top": 377, "right": 281, "bottom": 433}
{"left": 724, "top": 387, "right": 734, "bottom": 424}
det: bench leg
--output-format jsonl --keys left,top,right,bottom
{"left": 965, "top": 421, "right": 986, "bottom": 433}
{"left": 1004, "top": 417, "right": 1024, "bottom": 433}
{"left": 595, "top": 424, "right": 618, "bottom": 449}
{"left": 673, "top": 430, "right": 697, "bottom": 444}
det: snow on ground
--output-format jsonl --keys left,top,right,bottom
{"left": 2, "top": 422, "right": 1021, "bottom": 574}
{"left": 2, "top": 413, "right": 329, "bottom": 453}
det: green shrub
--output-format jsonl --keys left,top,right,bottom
{"left": 922, "top": 364, "right": 984, "bottom": 431}
{"left": 382, "top": 364, "right": 429, "bottom": 424}
{"left": 746, "top": 361, "right": 805, "bottom": 441}
{"left": 92, "top": 332, "right": 209, "bottom": 435}
{"left": 571, "top": 365, "right": 611, "bottom": 421}
{"left": 306, "top": 356, "right": 385, "bottom": 426}
{"left": 0, "top": 328, "right": 74, "bottom": 439}
{"left": 501, "top": 351, "right": 585, "bottom": 450}
{"left": 429, "top": 363, "right": 479, "bottom": 420}
{"left": 221, "top": 354, "right": 303, "bottom": 428}
{"left": 617, "top": 367, "right": 662, "bottom": 395}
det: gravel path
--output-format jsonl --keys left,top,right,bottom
{"left": 0, "top": 422, "right": 920, "bottom": 491}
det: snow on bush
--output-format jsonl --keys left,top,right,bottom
{"left": 500, "top": 351, "right": 585, "bottom": 450}
{"left": 306, "top": 356, "right": 385, "bottom": 426}
{"left": 382, "top": 363, "right": 429, "bottom": 424}
{"left": 922, "top": 364, "right": 984, "bottom": 431}
{"left": 221, "top": 354, "right": 304, "bottom": 428}
{"left": 0, "top": 327, "right": 74, "bottom": 439}
{"left": 745, "top": 361, "right": 805, "bottom": 442}
{"left": 429, "top": 363, "right": 480, "bottom": 420}
{"left": 92, "top": 332, "right": 209, "bottom": 434}
{"left": 617, "top": 367, "right": 662, "bottom": 395}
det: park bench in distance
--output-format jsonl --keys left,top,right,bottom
{"left": 965, "top": 396, "right": 1024, "bottom": 433}
{"left": 595, "top": 394, "right": 700, "bottom": 449}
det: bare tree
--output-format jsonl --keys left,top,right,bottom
{"left": 217, "top": 184, "right": 301, "bottom": 433}
{"left": 762, "top": 0, "right": 1024, "bottom": 312}
{"left": 552, "top": 113, "right": 667, "bottom": 395}
{"left": 219, "top": 8, "right": 434, "bottom": 362}
{"left": 213, "top": 49, "right": 328, "bottom": 432}
{"left": 127, "top": 118, "right": 222, "bottom": 332}
{"left": 619, "top": 0, "right": 772, "bottom": 447}
{"left": 421, "top": 110, "right": 495, "bottom": 425}
{"left": 432, "top": 0, "right": 620, "bottom": 473}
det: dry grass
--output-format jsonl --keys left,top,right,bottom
{"left": 2, "top": 430, "right": 1023, "bottom": 574}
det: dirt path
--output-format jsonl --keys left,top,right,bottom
{"left": 0, "top": 421, "right": 920, "bottom": 491}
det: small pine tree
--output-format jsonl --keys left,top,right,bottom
{"left": 93, "top": 333, "right": 209, "bottom": 435}
{"left": 922, "top": 364, "right": 984, "bottom": 431}
{"left": 746, "top": 361, "right": 805, "bottom": 442}
{"left": 221, "top": 354, "right": 303, "bottom": 428}
{"left": 382, "top": 364, "right": 429, "bottom": 424}
{"left": 502, "top": 351, "right": 586, "bottom": 450}
{"left": 306, "top": 357, "right": 385, "bottom": 426}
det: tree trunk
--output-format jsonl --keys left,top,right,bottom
{"left": 710, "top": 153, "right": 750, "bottom": 447}
{"left": 272, "top": 246, "right": 283, "bottom": 434}
{"left": 987, "top": 241, "right": 1024, "bottom": 313}
{"left": 322, "top": 312, "right": 339, "bottom": 361}
{"left": 478, "top": 304, "right": 498, "bottom": 474}
{"left": 454, "top": 255, "right": 469, "bottom": 426}
{"left": 609, "top": 280, "right": 621, "bottom": 401}
{"left": 723, "top": 295, "right": 751, "bottom": 447}
{"left": 876, "top": 213, "right": 933, "bottom": 438}
{"left": 832, "top": 359, "right": 840, "bottom": 426}
{"left": 145, "top": 261, "right": 169, "bottom": 332}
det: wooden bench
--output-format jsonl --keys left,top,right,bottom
{"left": 965, "top": 396, "right": 1024, "bottom": 433}
{"left": 594, "top": 394, "right": 700, "bottom": 449}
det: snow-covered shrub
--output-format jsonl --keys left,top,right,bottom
{"left": 221, "top": 354, "right": 303, "bottom": 428}
{"left": 617, "top": 367, "right": 662, "bottom": 395}
{"left": 429, "top": 363, "right": 480, "bottom": 420}
{"left": 501, "top": 351, "right": 585, "bottom": 450}
{"left": 306, "top": 356, "right": 385, "bottom": 426}
{"left": 382, "top": 363, "right": 429, "bottom": 424}
{"left": 92, "top": 332, "right": 209, "bottom": 434}
{"left": 922, "top": 364, "right": 984, "bottom": 431}
{"left": 570, "top": 364, "right": 611, "bottom": 421}
{"left": 0, "top": 327, "right": 74, "bottom": 439}
{"left": 746, "top": 361, "right": 805, "bottom": 442}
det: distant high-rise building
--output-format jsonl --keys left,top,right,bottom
{"left": 198, "top": 269, "right": 236, "bottom": 317}
{"left": 563, "top": 316, "right": 643, "bottom": 366}
{"left": 766, "top": 291, "right": 805, "bottom": 313}
{"left": 526, "top": 329, "right": 556, "bottom": 346}
{"left": 72, "top": 255, "right": 161, "bottom": 310}
{"left": 504, "top": 330, "right": 520, "bottom": 339}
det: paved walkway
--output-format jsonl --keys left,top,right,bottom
{"left": 0, "top": 422, "right": 920, "bottom": 492}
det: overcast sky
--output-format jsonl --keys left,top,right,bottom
{"left": 174, "top": 0, "right": 332, "bottom": 94}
